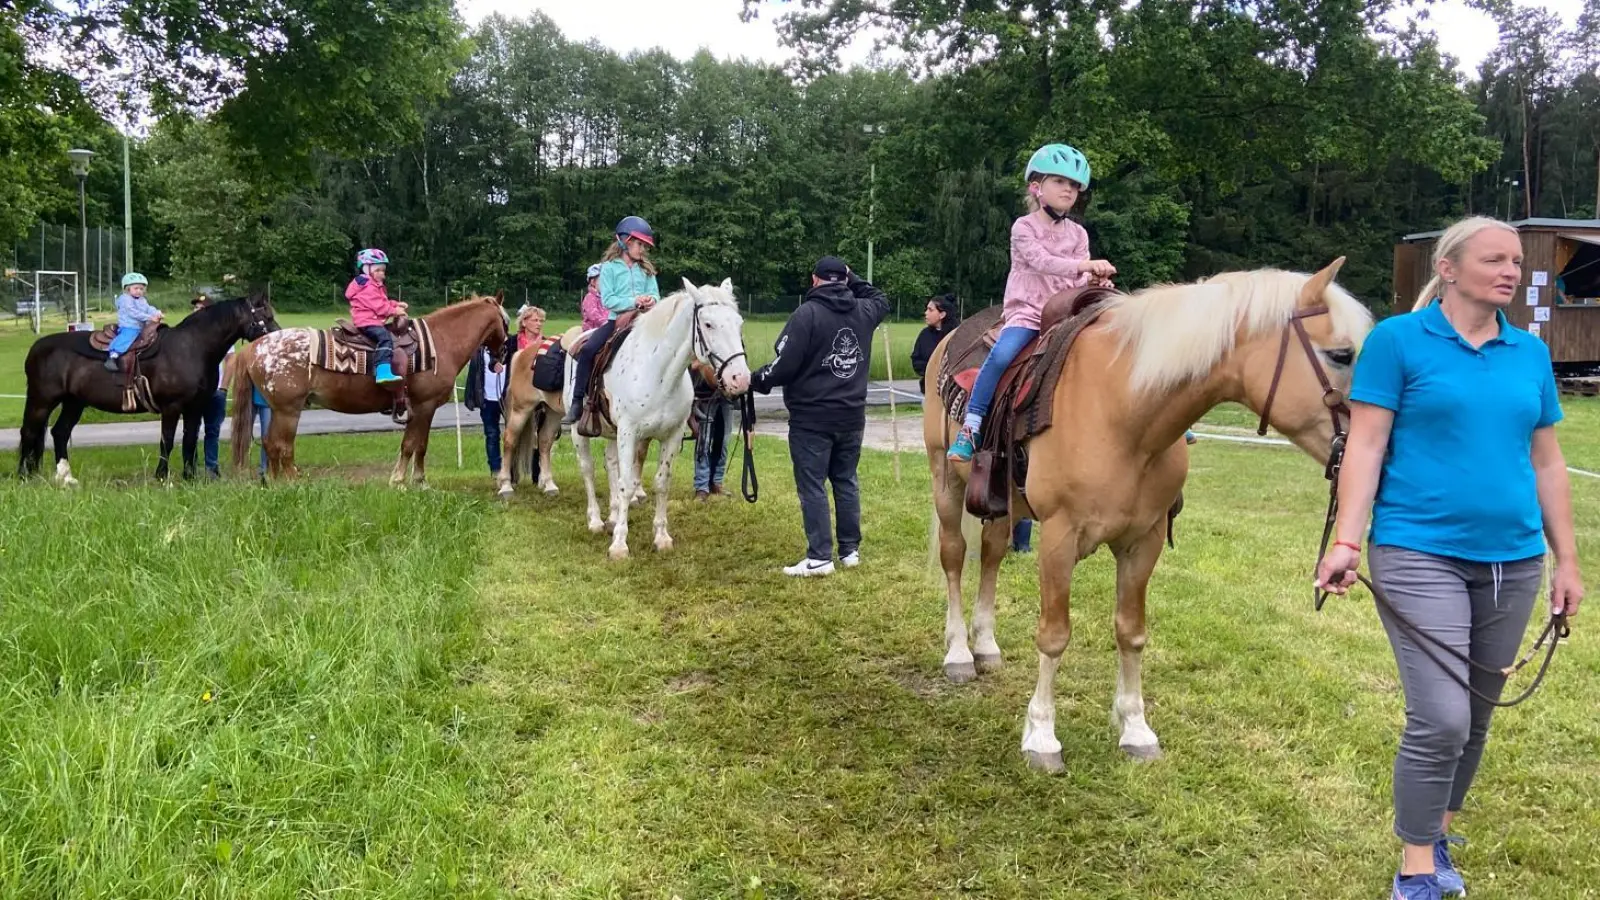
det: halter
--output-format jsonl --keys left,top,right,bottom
{"left": 1255, "top": 305, "right": 1350, "bottom": 439}
{"left": 688, "top": 296, "right": 759, "bottom": 503}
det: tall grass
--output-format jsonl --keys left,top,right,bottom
{"left": 0, "top": 480, "right": 502, "bottom": 897}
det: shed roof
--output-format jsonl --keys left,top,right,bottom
{"left": 1401, "top": 218, "right": 1600, "bottom": 242}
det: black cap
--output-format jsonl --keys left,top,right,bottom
{"left": 814, "top": 256, "right": 849, "bottom": 282}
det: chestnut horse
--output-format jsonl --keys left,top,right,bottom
{"left": 923, "top": 260, "right": 1372, "bottom": 772}
{"left": 495, "top": 340, "right": 567, "bottom": 497}
{"left": 231, "top": 293, "right": 509, "bottom": 484}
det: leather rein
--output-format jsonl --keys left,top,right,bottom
{"left": 691, "top": 300, "right": 758, "bottom": 503}
{"left": 1264, "top": 306, "right": 1567, "bottom": 709}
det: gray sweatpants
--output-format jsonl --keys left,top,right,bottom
{"left": 1369, "top": 545, "right": 1543, "bottom": 844}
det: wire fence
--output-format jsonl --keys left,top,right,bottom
{"left": 9, "top": 222, "right": 130, "bottom": 308}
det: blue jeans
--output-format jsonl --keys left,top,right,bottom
{"left": 693, "top": 398, "right": 734, "bottom": 492}
{"left": 480, "top": 400, "right": 502, "bottom": 473}
{"left": 108, "top": 324, "right": 141, "bottom": 355}
{"left": 789, "top": 426, "right": 863, "bottom": 562}
{"left": 570, "top": 318, "right": 617, "bottom": 412}
{"left": 203, "top": 390, "right": 227, "bottom": 474}
{"left": 252, "top": 405, "right": 271, "bottom": 475}
{"left": 360, "top": 325, "right": 394, "bottom": 367}
{"left": 966, "top": 326, "right": 1038, "bottom": 422}
{"left": 1011, "top": 518, "right": 1033, "bottom": 552}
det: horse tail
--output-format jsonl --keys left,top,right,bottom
{"left": 230, "top": 346, "right": 256, "bottom": 471}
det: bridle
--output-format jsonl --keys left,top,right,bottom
{"left": 1256, "top": 304, "right": 1349, "bottom": 440}
{"left": 1270, "top": 305, "right": 1568, "bottom": 708}
{"left": 691, "top": 299, "right": 747, "bottom": 387}
{"left": 690, "top": 298, "right": 759, "bottom": 503}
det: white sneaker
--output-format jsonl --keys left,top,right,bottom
{"left": 840, "top": 550, "right": 860, "bottom": 568}
{"left": 783, "top": 557, "right": 835, "bottom": 577}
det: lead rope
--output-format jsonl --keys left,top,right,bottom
{"left": 1314, "top": 435, "right": 1569, "bottom": 709}
{"left": 737, "top": 390, "right": 759, "bottom": 503}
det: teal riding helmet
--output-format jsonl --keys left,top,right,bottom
{"left": 1026, "top": 143, "right": 1091, "bottom": 188}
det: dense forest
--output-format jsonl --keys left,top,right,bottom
{"left": 5, "top": 0, "right": 1599, "bottom": 316}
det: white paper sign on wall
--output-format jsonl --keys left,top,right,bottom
{"left": 1532, "top": 271, "right": 1549, "bottom": 287}
{"left": 1529, "top": 322, "right": 1543, "bottom": 338}
{"left": 1534, "top": 306, "right": 1551, "bottom": 322}
{"left": 1527, "top": 286, "right": 1541, "bottom": 305}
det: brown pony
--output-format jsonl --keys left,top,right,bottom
{"left": 923, "top": 260, "right": 1372, "bottom": 772}
{"left": 231, "top": 292, "right": 509, "bottom": 484}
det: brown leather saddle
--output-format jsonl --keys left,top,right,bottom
{"left": 937, "top": 286, "right": 1118, "bottom": 520}
{"left": 87, "top": 321, "right": 161, "bottom": 356}
{"left": 84, "top": 322, "right": 162, "bottom": 411}
{"left": 573, "top": 310, "right": 639, "bottom": 438}
{"left": 330, "top": 317, "right": 420, "bottom": 377}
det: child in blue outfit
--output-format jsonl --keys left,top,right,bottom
{"left": 105, "top": 272, "right": 162, "bottom": 371}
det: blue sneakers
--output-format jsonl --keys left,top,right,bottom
{"left": 1434, "top": 836, "right": 1466, "bottom": 896}
{"left": 948, "top": 425, "right": 977, "bottom": 462}
{"left": 1392, "top": 873, "right": 1442, "bottom": 900}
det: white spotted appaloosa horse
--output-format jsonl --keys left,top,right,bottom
{"left": 923, "top": 260, "right": 1372, "bottom": 771}
{"left": 571, "top": 277, "right": 751, "bottom": 559}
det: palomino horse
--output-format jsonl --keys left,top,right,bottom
{"left": 18, "top": 294, "right": 279, "bottom": 484}
{"left": 923, "top": 260, "right": 1372, "bottom": 772}
{"left": 496, "top": 340, "right": 567, "bottom": 497}
{"left": 231, "top": 293, "right": 509, "bottom": 484}
{"left": 571, "top": 278, "right": 752, "bottom": 559}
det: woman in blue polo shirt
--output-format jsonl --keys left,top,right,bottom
{"left": 1316, "top": 216, "right": 1584, "bottom": 900}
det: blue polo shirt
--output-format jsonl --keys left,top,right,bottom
{"left": 1349, "top": 301, "right": 1562, "bottom": 563}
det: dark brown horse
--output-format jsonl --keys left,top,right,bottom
{"left": 18, "top": 294, "right": 279, "bottom": 484}
{"left": 231, "top": 292, "right": 509, "bottom": 484}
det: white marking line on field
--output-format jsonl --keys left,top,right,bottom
{"left": 1190, "top": 429, "right": 1600, "bottom": 480}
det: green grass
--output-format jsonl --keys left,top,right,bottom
{"left": 0, "top": 303, "right": 924, "bottom": 429}
{"left": 4, "top": 405, "right": 1600, "bottom": 897}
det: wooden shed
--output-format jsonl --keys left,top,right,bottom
{"left": 1393, "top": 218, "right": 1600, "bottom": 371}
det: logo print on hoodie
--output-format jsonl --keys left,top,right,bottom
{"left": 825, "top": 328, "right": 862, "bottom": 379}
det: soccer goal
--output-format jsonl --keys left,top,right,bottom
{"left": 3, "top": 270, "right": 82, "bottom": 334}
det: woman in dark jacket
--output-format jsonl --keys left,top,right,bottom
{"left": 910, "top": 293, "right": 961, "bottom": 395}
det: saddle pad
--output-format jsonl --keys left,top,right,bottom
{"left": 312, "top": 319, "right": 438, "bottom": 375}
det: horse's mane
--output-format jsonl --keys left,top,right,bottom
{"left": 1103, "top": 268, "right": 1373, "bottom": 395}
{"left": 173, "top": 293, "right": 265, "bottom": 330}
{"left": 634, "top": 282, "right": 739, "bottom": 341}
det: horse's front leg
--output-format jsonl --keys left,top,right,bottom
{"left": 608, "top": 430, "right": 638, "bottom": 560}
{"left": 154, "top": 410, "right": 179, "bottom": 481}
{"left": 409, "top": 406, "right": 437, "bottom": 488}
{"left": 498, "top": 403, "right": 531, "bottom": 497}
{"left": 575, "top": 435, "right": 606, "bottom": 533}
{"left": 651, "top": 429, "right": 686, "bottom": 552}
{"left": 1110, "top": 521, "right": 1166, "bottom": 761}
{"left": 180, "top": 406, "right": 202, "bottom": 481}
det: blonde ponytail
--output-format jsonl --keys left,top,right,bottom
{"left": 1412, "top": 216, "right": 1520, "bottom": 311}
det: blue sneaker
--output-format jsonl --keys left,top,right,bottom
{"left": 374, "top": 362, "right": 401, "bottom": 385}
{"left": 948, "top": 425, "right": 977, "bottom": 462}
{"left": 1184, "top": 429, "right": 1197, "bottom": 445}
{"left": 1392, "top": 873, "right": 1442, "bottom": 900}
{"left": 1434, "top": 837, "right": 1466, "bottom": 896}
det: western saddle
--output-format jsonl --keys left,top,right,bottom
{"left": 565, "top": 310, "right": 639, "bottom": 438}
{"left": 937, "top": 286, "right": 1118, "bottom": 520}
{"left": 86, "top": 322, "right": 163, "bottom": 411}
{"left": 329, "top": 316, "right": 419, "bottom": 424}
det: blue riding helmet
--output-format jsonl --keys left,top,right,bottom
{"left": 615, "top": 216, "right": 655, "bottom": 247}
{"left": 587, "top": 263, "right": 603, "bottom": 279}
{"left": 1026, "top": 144, "right": 1091, "bottom": 188}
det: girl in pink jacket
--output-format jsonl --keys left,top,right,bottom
{"left": 947, "top": 143, "right": 1117, "bottom": 461}
{"left": 345, "top": 248, "right": 408, "bottom": 384}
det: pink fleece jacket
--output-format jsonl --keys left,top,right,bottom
{"left": 1002, "top": 213, "right": 1092, "bottom": 330}
{"left": 345, "top": 274, "right": 400, "bottom": 328}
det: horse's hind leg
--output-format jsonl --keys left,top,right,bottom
{"left": 934, "top": 461, "right": 977, "bottom": 682}
{"left": 972, "top": 516, "right": 1012, "bottom": 672}
{"left": 498, "top": 403, "right": 531, "bottom": 497}
{"left": 607, "top": 433, "right": 634, "bottom": 560}
{"left": 536, "top": 408, "right": 560, "bottom": 495}
{"left": 650, "top": 429, "right": 686, "bottom": 553}
{"left": 48, "top": 399, "right": 85, "bottom": 486}
{"left": 265, "top": 408, "right": 302, "bottom": 479}
{"left": 575, "top": 435, "right": 606, "bottom": 533}
{"left": 19, "top": 390, "right": 56, "bottom": 478}
{"left": 1110, "top": 521, "right": 1166, "bottom": 761}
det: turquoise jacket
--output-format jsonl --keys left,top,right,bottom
{"left": 597, "top": 259, "right": 660, "bottom": 320}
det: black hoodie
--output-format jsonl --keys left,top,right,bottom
{"left": 752, "top": 273, "right": 892, "bottom": 431}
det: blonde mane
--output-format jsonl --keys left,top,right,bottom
{"left": 1104, "top": 268, "right": 1373, "bottom": 395}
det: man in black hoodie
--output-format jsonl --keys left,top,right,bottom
{"left": 752, "top": 255, "right": 892, "bottom": 576}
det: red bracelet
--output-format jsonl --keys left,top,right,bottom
{"left": 1334, "top": 540, "right": 1362, "bottom": 553}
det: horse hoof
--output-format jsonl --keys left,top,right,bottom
{"left": 1023, "top": 750, "right": 1067, "bottom": 774}
{"left": 1121, "top": 742, "right": 1163, "bottom": 762}
{"left": 654, "top": 537, "right": 673, "bottom": 553}
{"left": 497, "top": 485, "right": 514, "bottom": 498}
{"left": 609, "top": 546, "right": 630, "bottom": 562}
{"left": 943, "top": 661, "right": 978, "bottom": 683}
{"left": 975, "top": 653, "right": 1003, "bottom": 672}
{"left": 542, "top": 485, "right": 559, "bottom": 496}
{"left": 588, "top": 520, "right": 606, "bottom": 534}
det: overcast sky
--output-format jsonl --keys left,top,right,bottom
{"left": 456, "top": 0, "right": 1589, "bottom": 74}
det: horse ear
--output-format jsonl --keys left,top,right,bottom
{"left": 1301, "top": 256, "right": 1346, "bottom": 306}
{"left": 682, "top": 277, "right": 699, "bottom": 294}
{"left": 719, "top": 277, "right": 733, "bottom": 293}
{"left": 493, "top": 289, "right": 504, "bottom": 303}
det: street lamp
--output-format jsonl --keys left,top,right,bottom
{"left": 861, "top": 124, "right": 886, "bottom": 283}
{"left": 68, "top": 148, "right": 94, "bottom": 325}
